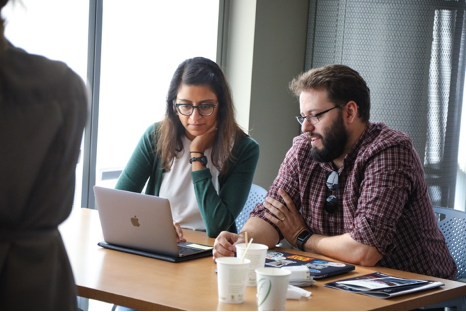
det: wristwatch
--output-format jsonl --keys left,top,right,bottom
{"left": 189, "top": 155, "right": 208, "bottom": 166}
{"left": 296, "top": 230, "right": 313, "bottom": 251}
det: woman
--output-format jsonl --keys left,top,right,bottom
{"left": 115, "top": 57, "right": 259, "bottom": 238}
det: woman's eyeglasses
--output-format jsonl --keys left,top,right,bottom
{"left": 174, "top": 102, "right": 217, "bottom": 116}
{"left": 325, "top": 171, "right": 338, "bottom": 213}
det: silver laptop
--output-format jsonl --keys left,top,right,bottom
{"left": 93, "top": 186, "right": 213, "bottom": 262}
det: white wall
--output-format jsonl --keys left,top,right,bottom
{"left": 223, "top": 0, "right": 309, "bottom": 188}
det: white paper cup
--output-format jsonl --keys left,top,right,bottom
{"left": 255, "top": 267, "right": 291, "bottom": 311}
{"left": 215, "top": 257, "right": 251, "bottom": 304}
{"left": 235, "top": 243, "right": 269, "bottom": 286}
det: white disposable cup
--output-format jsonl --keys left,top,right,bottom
{"left": 215, "top": 257, "right": 251, "bottom": 304}
{"left": 255, "top": 267, "right": 291, "bottom": 311}
{"left": 235, "top": 243, "right": 269, "bottom": 286}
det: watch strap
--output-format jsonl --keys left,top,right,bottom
{"left": 189, "top": 155, "right": 208, "bottom": 166}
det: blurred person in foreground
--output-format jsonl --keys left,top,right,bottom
{"left": 115, "top": 56, "right": 259, "bottom": 239}
{"left": 0, "top": 0, "right": 88, "bottom": 309}
{"left": 213, "top": 64, "right": 456, "bottom": 279}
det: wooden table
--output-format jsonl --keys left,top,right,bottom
{"left": 59, "top": 208, "right": 466, "bottom": 311}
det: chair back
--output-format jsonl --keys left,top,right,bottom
{"left": 434, "top": 207, "right": 466, "bottom": 281}
{"left": 235, "top": 184, "right": 267, "bottom": 232}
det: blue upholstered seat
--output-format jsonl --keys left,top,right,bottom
{"left": 235, "top": 184, "right": 267, "bottom": 232}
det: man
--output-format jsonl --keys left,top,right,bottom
{"left": 0, "top": 0, "right": 88, "bottom": 309}
{"left": 214, "top": 64, "right": 457, "bottom": 279}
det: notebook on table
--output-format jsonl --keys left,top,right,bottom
{"left": 265, "top": 250, "right": 355, "bottom": 279}
{"left": 93, "top": 186, "right": 213, "bottom": 263}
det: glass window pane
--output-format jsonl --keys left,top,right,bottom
{"left": 3, "top": 0, "right": 89, "bottom": 209}
{"left": 3, "top": 1, "right": 89, "bottom": 80}
{"left": 96, "top": 0, "right": 219, "bottom": 188}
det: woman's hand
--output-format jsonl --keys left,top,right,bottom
{"left": 190, "top": 122, "right": 217, "bottom": 153}
{"left": 173, "top": 221, "right": 186, "bottom": 243}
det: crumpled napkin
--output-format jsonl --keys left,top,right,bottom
{"left": 278, "top": 266, "right": 314, "bottom": 299}
{"left": 286, "top": 284, "right": 312, "bottom": 299}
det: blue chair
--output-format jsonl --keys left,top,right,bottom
{"left": 235, "top": 184, "right": 267, "bottom": 232}
{"left": 434, "top": 207, "right": 466, "bottom": 282}
{"left": 421, "top": 207, "right": 466, "bottom": 310}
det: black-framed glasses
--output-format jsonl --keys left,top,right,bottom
{"left": 295, "top": 104, "right": 345, "bottom": 125}
{"left": 175, "top": 103, "right": 218, "bottom": 116}
{"left": 325, "top": 171, "right": 338, "bottom": 213}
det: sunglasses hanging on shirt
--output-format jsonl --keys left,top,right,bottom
{"left": 325, "top": 171, "right": 338, "bottom": 213}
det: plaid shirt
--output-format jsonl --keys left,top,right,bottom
{"left": 252, "top": 122, "right": 457, "bottom": 279}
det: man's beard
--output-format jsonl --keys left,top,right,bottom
{"left": 310, "top": 112, "right": 348, "bottom": 163}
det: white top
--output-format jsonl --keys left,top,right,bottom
{"left": 159, "top": 136, "right": 220, "bottom": 231}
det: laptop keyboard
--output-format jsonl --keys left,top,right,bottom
{"left": 178, "top": 245, "right": 203, "bottom": 257}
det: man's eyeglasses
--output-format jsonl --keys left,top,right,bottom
{"left": 325, "top": 171, "right": 338, "bottom": 213}
{"left": 175, "top": 102, "right": 217, "bottom": 116}
{"left": 295, "top": 104, "right": 345, "bottom": 125}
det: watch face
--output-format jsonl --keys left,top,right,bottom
{"left": 190, "top": 155, "right": 208, "bottom": 166}
{"left": 298, "top": 231, "right": 311, "bottom": 241}
{"left": 297, "top": 230, "right": 312, "bottom": 251}
{"left": 199, "top": 156, "right": 207, "bottom": 166}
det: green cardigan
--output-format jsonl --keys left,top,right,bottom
{"left": 115, "top": 123, "right": 260, "bottom": 237}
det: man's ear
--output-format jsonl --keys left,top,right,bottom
{"left": 345, "top": 101, "right": 359, "bottom": 124}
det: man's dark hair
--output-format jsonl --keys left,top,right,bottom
{"left": 289, "top": 64, "right": 371, "bottom": 122}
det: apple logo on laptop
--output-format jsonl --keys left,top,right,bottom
{"left": 131, "top": 215, "right": 140, "bottom": 227}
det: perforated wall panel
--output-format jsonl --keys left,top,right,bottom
{"left": 306, "top": 0, "right": 466, "bottom": 208}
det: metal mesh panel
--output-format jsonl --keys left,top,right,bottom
{"left": 306, "top": 0, "right": 466, "bottom": 208}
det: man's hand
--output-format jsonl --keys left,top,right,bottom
{"left": 263, "top": 188, "right": 308, "bottom": 248}
{"left": 213, "top": 231, "right": 245, "bottom": 259}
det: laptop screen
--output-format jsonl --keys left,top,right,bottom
{"left": 94, "top": 186, "right": 182, "bottom": 256}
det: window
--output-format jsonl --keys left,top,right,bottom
{"left": 95, "top": 0, "right": 219, "bottom": 191}
{"left": 3, "top": 0, "right": 220, "bottom": 209}
{"left": 3, "top": 0, "right": 89, "bottom": 209}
